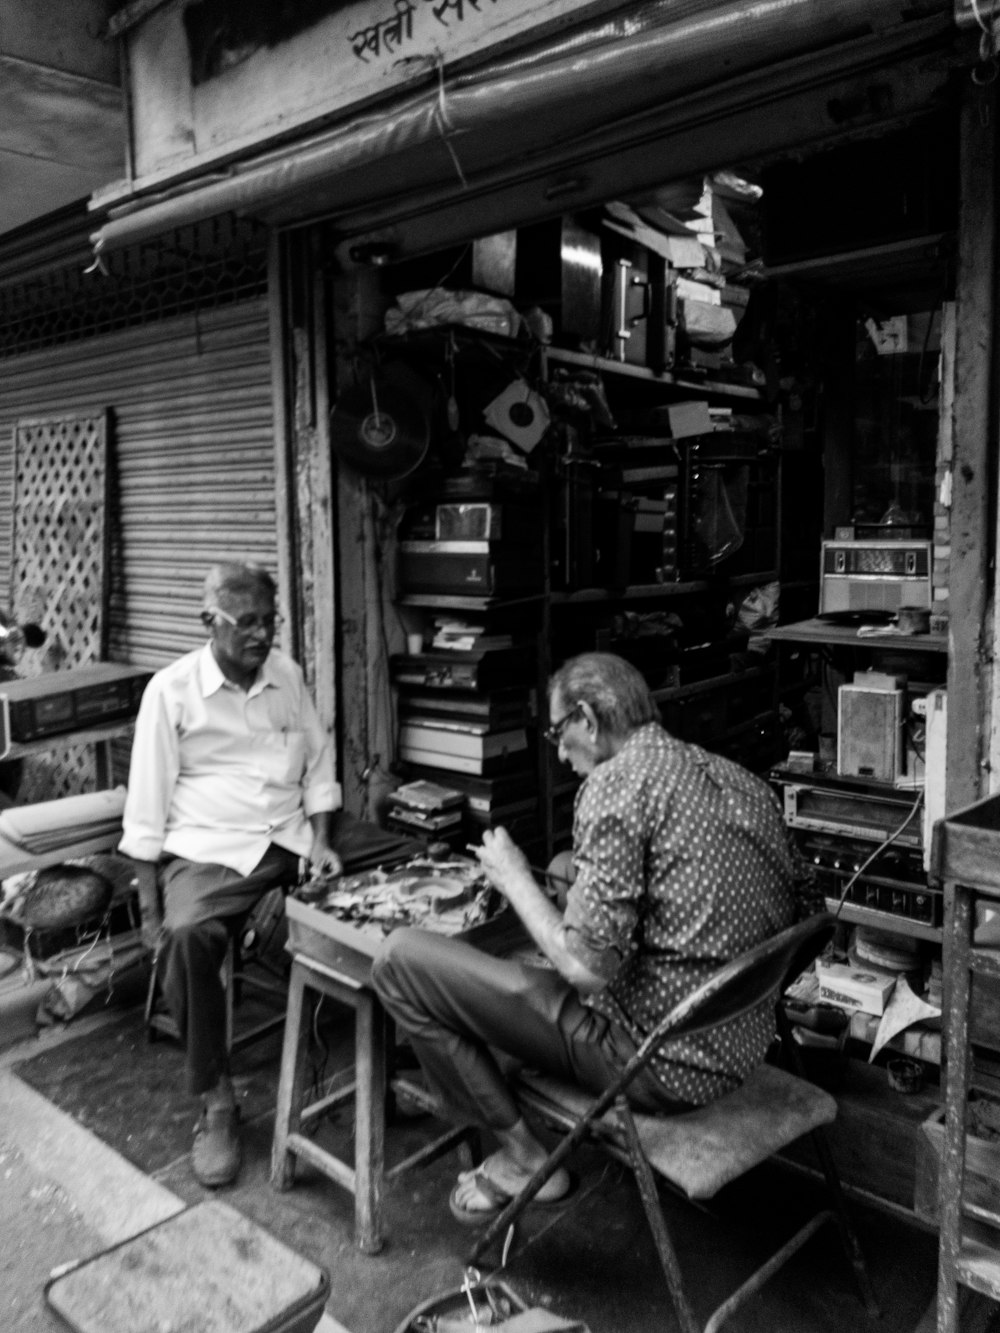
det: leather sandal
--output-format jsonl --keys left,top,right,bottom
{"left": 191, "top": 1103, "right": 241, "bottom": 1188}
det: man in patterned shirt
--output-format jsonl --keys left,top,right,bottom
{"left": 372, "top": 651, "right": 802, "bottom": 1223}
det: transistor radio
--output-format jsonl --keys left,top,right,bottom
{"left": 819, "top": 540, "right": 932, "bottom": 617}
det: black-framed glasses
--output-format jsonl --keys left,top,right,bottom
{"left": 544, "top": 703, "right": 583, "bottom": 748}
{"left": 209, "top": 606, "right": 283, "bottom": 635}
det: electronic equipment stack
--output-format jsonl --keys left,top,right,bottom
{"left": 391, "top": 468, "right": 545, "bottom": 857}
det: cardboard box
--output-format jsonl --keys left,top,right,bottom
{"left": 815, "top": 961, "right": 896, "bottom": 1016}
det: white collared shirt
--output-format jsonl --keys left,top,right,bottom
{"left": 120, "top": 643, "right": 341, "bottom": 875}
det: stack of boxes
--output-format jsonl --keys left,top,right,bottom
{"left": 391, "top": 474, "right": 544, "bottom": 855}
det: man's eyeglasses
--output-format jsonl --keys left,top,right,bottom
{"left": 208, "top": 606, "right": 283, "bottom": 635}
{"left": 544, "top": 704, "right": 583, "bottom": 748}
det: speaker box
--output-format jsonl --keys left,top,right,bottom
{"left": 838, "top": 685, "right": 904, "bottom": 782}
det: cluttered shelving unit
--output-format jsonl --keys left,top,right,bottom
{"left": 766, "top": 618, "right": 948, "bottom": 1057}
{"left": 370, "top": 190, "right": 794, "bottom": 859}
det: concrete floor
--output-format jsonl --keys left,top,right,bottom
{"left": 0, "top": 975, "right": 962, "bottom": 1333}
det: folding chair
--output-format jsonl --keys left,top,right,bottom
{"left": 468, "top": 912, "right": 879, "bottom": 1333}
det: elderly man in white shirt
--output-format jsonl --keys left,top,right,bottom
{"left": 120, "top": 561, "right": 341, "bottom": 1187}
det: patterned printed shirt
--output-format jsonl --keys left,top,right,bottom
{"left": 562, "top": 722, "right": 796, "bottom": 1105}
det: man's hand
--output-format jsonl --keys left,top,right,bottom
{"left": 309, "top": 842, "right": 342, "bottom": 880}
{"left": 471, "top": 826, "right": 533, "bottom": 900}
{"left": 131, "top": 859, "right": 163, "bottom": 955}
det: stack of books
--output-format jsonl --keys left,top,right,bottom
{"left": 430, "top": 618, "right": 514, "bottom": 652}
{"left": 385, "top": 779, "right": 464, "bottom": 838}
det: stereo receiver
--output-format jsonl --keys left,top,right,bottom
{"left": 0, "top": 663, "right": 153, "bottom": 759}
{"left": 780, "top": 779, "right": 922, "bottom": 850}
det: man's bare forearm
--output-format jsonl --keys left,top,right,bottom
{"left": 497, "top": 863, "right": 604, "bottom": 993}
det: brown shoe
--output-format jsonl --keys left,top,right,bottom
{"left": 192, "top": 1104, "right": 241, "bottom": 1188}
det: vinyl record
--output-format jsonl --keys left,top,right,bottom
{"left": 483, "top": 380, "right": 550, "bottom": 453}
{"left": 331, "top": 375, "right": 430, "bottom": 480}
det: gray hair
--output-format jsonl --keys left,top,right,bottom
{"left": 203, "top": 562, "right": 277, "bottom": 611}
{"left": 548, "top": 652, "right": 658, "bottom": 739}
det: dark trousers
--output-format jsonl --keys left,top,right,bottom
{"left": 371, "top": 927, "right": 688, "bottom": 1134}
{"left": 158, "top": 844, "right": 298, "bottom": 1095}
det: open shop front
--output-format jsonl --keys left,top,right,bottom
{"left": 82, "top": 1, "right": 1000, "bottom": 1326}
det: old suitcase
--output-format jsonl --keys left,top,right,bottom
{"left": 45, "top": 1200, "right": 330, "bottom": 1333}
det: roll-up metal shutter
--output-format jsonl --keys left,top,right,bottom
{"left": 0, "top": 297, "right": 276, "bottom": 669}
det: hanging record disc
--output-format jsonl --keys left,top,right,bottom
{"left": 331, "top": 373, "right": 430, "bottom": 480}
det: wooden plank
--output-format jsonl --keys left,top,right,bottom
{"left": 938, "top": 885, "right": 976, "bottom": 1332}
{"left": 308, "top": 229, "right": 338, "bottom": 747}
{"left": 269, "top": 231, "right": 303, "bottom": 667}
{"left": 947, "top": 80, "right": 996, "bottom": 812}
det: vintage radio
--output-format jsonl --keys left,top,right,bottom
{"left": 398, "top": 540, "right": 542, "bottom": 597}
{"left": 819, "top": 540, "right": 932, "bottom": 617}
{"left": 0, "top": 663, "right": 153, "bottom": 758}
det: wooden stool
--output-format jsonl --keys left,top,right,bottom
{"left": 270, "top": 950, "right": 472, "bottom": 1254}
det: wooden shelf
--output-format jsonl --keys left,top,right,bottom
{"left": 825, "top": 898, "right": 942, "bottom": 943}
{"left": 766, "top": 617, "right": 947, "bottom": 653}
{"left": 2, "top": 719, "right": 135, "bottom": 761}
{"left": 396, "top": 592, "right": 545, "bottom": 612}
{"left": 652, "top": 665, "right": 771, "bottom": 705}
{"left": 544, "top": 345, "right": 765, "bottom": 402}
{"left": 551, "top": 570, "right": 778, "bottom": 604}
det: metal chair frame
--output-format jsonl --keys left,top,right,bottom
{"left": 468, "top": 912, "right": 879, "bottom": 1333}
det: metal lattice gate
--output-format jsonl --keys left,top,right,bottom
{"left": 11, "top": 410, "right": 111, "bottom": 799}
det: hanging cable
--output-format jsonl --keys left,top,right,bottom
{"left": 431, "top": 51, "right": 468, "bottom": 188}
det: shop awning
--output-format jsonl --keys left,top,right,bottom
{"left": 90, "top": 0, "right": 957, "bottom": 255}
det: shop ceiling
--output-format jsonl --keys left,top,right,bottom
{"left": 0, "top": 1, "right": 123, "bottom": 239}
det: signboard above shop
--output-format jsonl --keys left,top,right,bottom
{"left": 101, "top": 0, "right": 603, "bottom": 200}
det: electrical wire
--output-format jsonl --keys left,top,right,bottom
{"left": 829, "top": 786, "right": 925, "bottom": 921}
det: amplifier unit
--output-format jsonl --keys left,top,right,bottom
{"left": 0, "top": 664, "right": 153, "bottom": 759}
{"left": 793, "top": 830, "right": 942, "bottom": 926}
{"left": 819, "top": 540, "right": 932, "bottom": 616}
{"left": 398, "top": 540, "right": 542, "bottom": 597}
